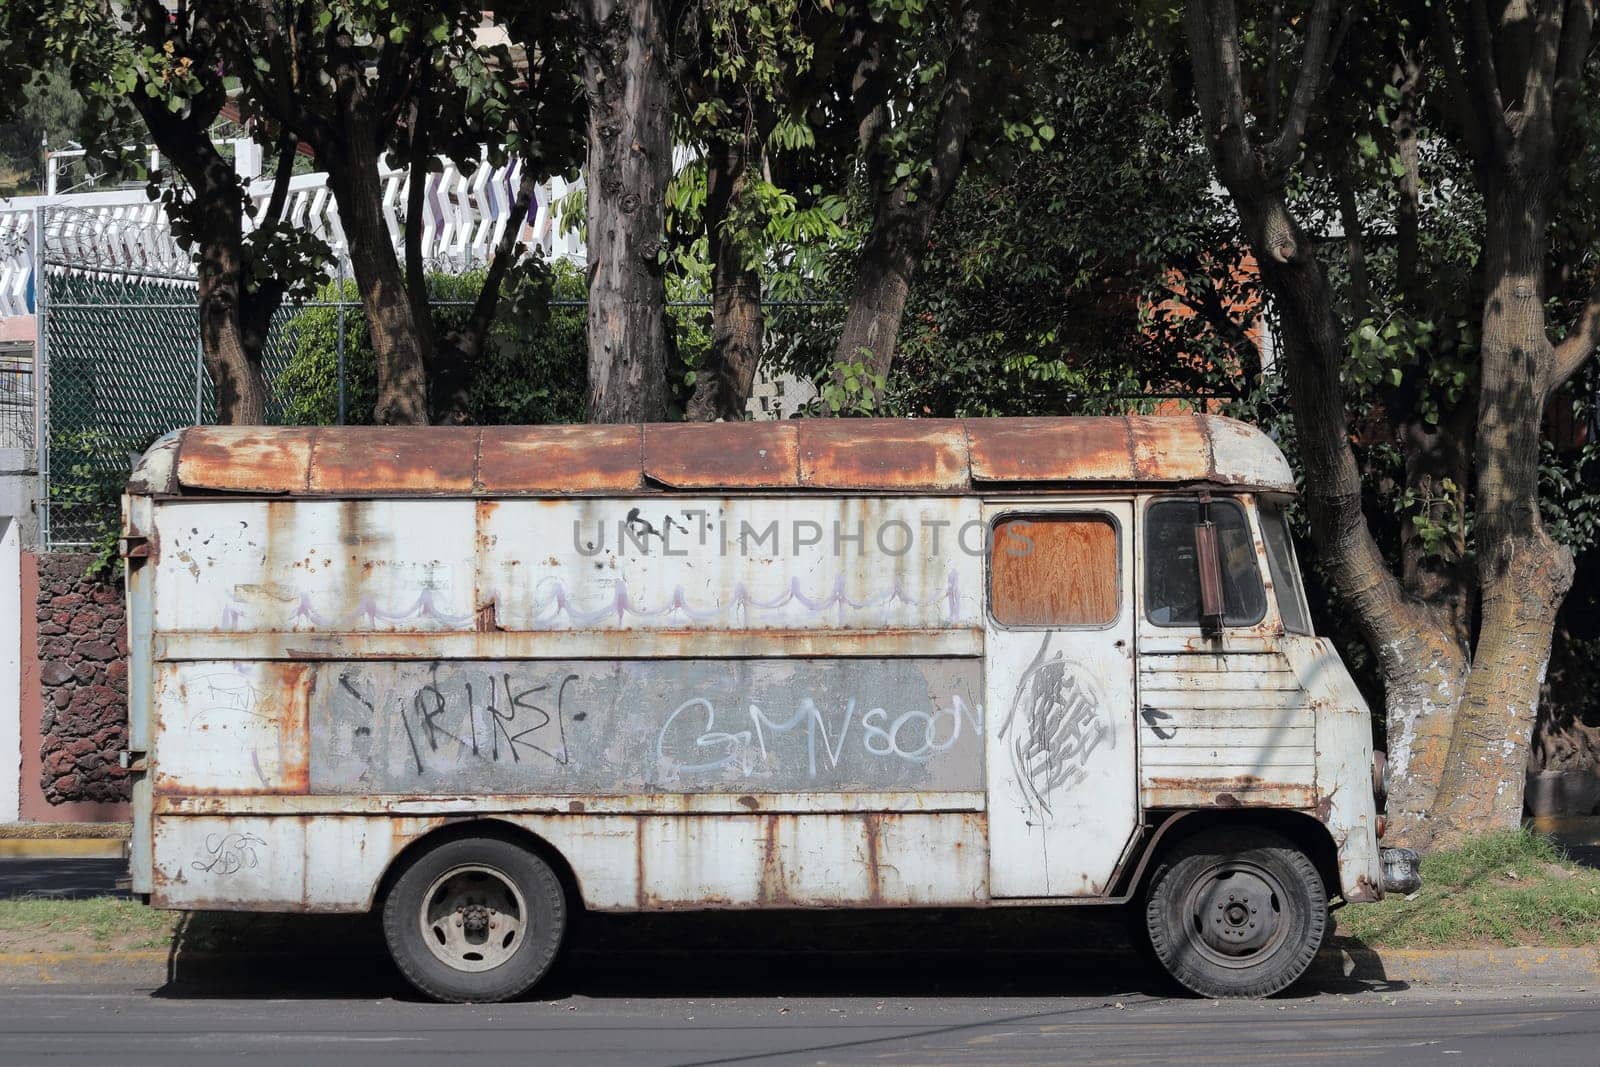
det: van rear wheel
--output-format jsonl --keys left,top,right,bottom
{"left": 382, "top": 834, "right": 567, "bottom": 1003}
{"left": 1143, "top": 829, "right": 1326, "bottom": 998}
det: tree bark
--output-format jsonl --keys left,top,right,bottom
{"left": 135, "top": 127, "right": 268, "bottom": 425}
{"left": 1185, "top": 0, "right": 1467, "bottom": 846}
{"left": 686, "top": 135, "right": 763, "bottom": 421}
{"left": 830, "top": 0, "right": 986, "bottom": 393}
{"left": 1187, "top": 0, "right": 1600, "bottom": 848}
{"left": 404, "top": 89, "right": 440, "bottom": 417}
{"left": 1430, "top": 176, "right": 1576, "bottom": 841}
{"left": 126, "top": 0, "right": 274, "bottom": 426}
{"left": 575, "top": 0, "right": 672, "bottom": 423}
{"left": 319, "top": 79, "right": 430, "bottom": 426}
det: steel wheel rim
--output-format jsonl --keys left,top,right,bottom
{"left": 1179, "top": 858, "right": 1291, "bottom": 970}
{"left": 419, "top": 863, "right": 529, "bottom": 974}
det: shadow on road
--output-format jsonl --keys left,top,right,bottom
{"left": 153, "top": 906, "right": 1406, "bottom": 1002}
{"left": 0, "top": 858, "right": 127, "bottom": 900}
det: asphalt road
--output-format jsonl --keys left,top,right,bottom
{"left": 0, "top": 858, "right": 126, "bottom": 900}
{"left": 0, "top": 981, "right": 1596, "bottom": 1067}
{"left": 6, "top": 857, "right": 1600, "bottom": 1065}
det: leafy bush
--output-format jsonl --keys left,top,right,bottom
{"left": 274, "top": 260, "right": 588, "bottom": 426}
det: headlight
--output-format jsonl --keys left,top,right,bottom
{"left": 1372, "top": 749, "right": 1389, "bottom": 801}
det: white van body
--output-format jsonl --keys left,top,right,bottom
{"left": 122, "top": 417, "right": 1402, "bottom": 1000}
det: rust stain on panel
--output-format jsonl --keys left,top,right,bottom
{"left": 968, "top": 417, "right": 1137, "bottom": 482}
{"left": 1348, "top": 874, "right": 1381, "bottom": 903}
{"left": 1143, "top": 775, "right": 1316, "bottom": 810}
{"left": 799, "top": 419, "right": 968, "bottom": 490}
{"left": 175, "top": 426, "right": 317, "bottom": 493}
{"left": 309, "top": 426, "right": 479, "bottom": 494}
{"left": 478, "top": 424, "right": 645, "bottom": 494}
{"left": 863, "top": 811, "right": 882, "bottom": 905}
{"left": 1129, "top": 415, "right": 1211, "bottom": 482}
{"left": 644, "top": 422, "right": 800, "bottom": 488}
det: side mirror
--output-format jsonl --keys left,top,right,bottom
{"left": 1193, "top": 521, "right": 1225, "bottom": 637}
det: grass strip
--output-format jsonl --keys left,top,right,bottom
{"left": 1342, "top": 829, "right": 1600, "bottom": 947}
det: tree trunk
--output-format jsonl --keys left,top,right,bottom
{"left": 322, "top": 117, "right": 430, "bottom": 426}
{"left": 195, "top": 231, "right": 269, "bottom": 425}
{"left": 434, "top": 168, "right": 540, "bottom": 424}
{"left": 404, "top": 93, "right": 441, "bottom": 419}
{"left": 1231, "top": 191, "right": 1468, "bottom": 846}
{"left": 155, "top": 148, "right": 269, "bottom": 424}
{"left": 833, "top": 204, "right": 925, "bottom": 389}
{"left": 576, "top": 0, "right": 671, "bottom": 424}
{"left": 830, "top": 0, "right": 986, "bottom": 394}
{"left": 686, "top": 135, "right": 763, "bottom": 422}
{"left": 1430, "top": 178, "right": 1576, "bottom": 844}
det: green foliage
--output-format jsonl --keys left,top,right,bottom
{"left": 276, "top": 262, "right": 588, "bottom": 426}
{"left": 46, "top": 429, "right": 130, "bottom": 578}
{"left": 1341, "top": 830, "right": 1600, "bottom": 948}
{"left": 816, "top": 360, "right": 888, "bottom": 416}
{"left": 0, "top": 66, "right": 85, "bottom": 194}
{"left": 769, "top": 36, "right": 1255, "bottom": 419}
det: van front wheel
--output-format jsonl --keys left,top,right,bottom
{"left": 382, "top": 835, "right": 567, "bottom": 1003}
{"left": 1143, "top": 829, "right": 1326, "bottom": 998}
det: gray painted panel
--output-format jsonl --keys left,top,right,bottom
{"left": 310, "top": 658, "right": 984, "bottom": 794}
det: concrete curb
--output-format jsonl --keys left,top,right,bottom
{"left": 2, "top": 943, "right": 1597, "bottom": 993}
{"left": 1308, "top": 943, "right": 1600, "bottom": 987}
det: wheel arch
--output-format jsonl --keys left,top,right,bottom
{"left": 1121, "top": 809, "right": 1341, "bottom": 902}
{"left": 369, "top": 817, "right": 585, "bottom": 913}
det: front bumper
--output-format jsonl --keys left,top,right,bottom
{"left": 1381, "top": 846, "right": 1422, "bottom": 895}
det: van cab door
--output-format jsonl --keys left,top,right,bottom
{"left": 983, "top": 500, "right": 1138, "bottom": 898}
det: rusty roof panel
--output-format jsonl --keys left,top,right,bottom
{"left": 478, "top": 424, "right": 644, "bottom": 493}
{"left": 308, "top": 426, "right": 479, "bottom": 494}
{"left": 140, "top": 416, "right": 1296, "bottom": 498}
{"left": 644, "top": 422, "right": 799, "bottom": 488}
{"left": 1128, "top": 415, "right": 1212, "bottom": 482}
{"left": 175, "top": 426, "right": 317, "bottom": 493}
{"left": 967, "top": 417, "right": 1136, "bottom": 482}
{"left": 799, "top": 419, "right": 968, "bottom": 490}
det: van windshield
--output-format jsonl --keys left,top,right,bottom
{"left": 1144, "top": 498, "right": 1265, "bottom": 626}
{"left": 1259, "top": 501, "right": 1313, "bottom": 635}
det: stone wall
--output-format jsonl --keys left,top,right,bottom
{"left": 36, "top": 553, "right": 129, "bottom": 804}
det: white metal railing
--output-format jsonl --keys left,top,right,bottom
{"left": 0, "top": 143, "right": 586, "bottom": 319}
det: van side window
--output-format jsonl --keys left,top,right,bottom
{"left": 1259, "top": 502, "right": 1313, "bottom": 635}
{"left": 989, "top": 515, "right": 1119, "bottom": 627}
{"left": 1144, "top": 499, "right": 1266, "bottom": 627}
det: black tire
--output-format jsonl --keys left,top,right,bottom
{"left": 1143, "top": 829, "right": 1326, "bottom": 998}
{"left": 382, "top": 834, "right": 567, "bottom": 1003}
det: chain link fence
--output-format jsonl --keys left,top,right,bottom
{"left": 35, "top": 263, "right": 540, "bottom": 546}
{"left": 31, "top": 263, "right": 818, "bottom": 548}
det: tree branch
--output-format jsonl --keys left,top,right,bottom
{"left": 1463, "top": 0, "right": 1515, "bottom": 160}
{"left": 1394, "top": 101, "right": 1423, "bottom": 306}
{"left": 1267, "top": 1, "right": 1284, "bottom": 133}
{"left": 1552, "top": 0, "right": 1597, "bottom": 138}
{"left": 261, "top": 131, "right": 298, "bottom": 225}
{"left": 1428, "top": 0, "right": 1486, "bottom": 158}
{"left": 1551, "top": 275, "right": 1600, "bottom": 397}
{"left": 1185, "top": 0, "right": 1256, "bottom": 186}
{"left": 1264, "top": 0, "right": 1344, "bottom": 174}
{"left": 1333, "top": 156, "right": 1370, "bottom": 323}
{"left": 926, "top": 0, "right": 988, "bottom": 207}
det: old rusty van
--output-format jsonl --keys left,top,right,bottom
{"left": 120, "top": 416, "right": 1415, "bottom": 1001}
